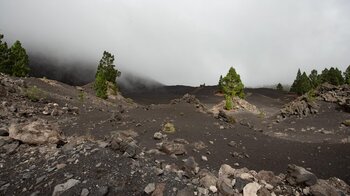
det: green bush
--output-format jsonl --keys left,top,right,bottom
{"left": 78, "top": 91, "right": 86, "bottom": 102}
{"left": 163, "top": 122, "right": 176, "bottom": 133}
{"left": 25, "top": 86, "right": 45, "bottom": 102}
{"left": 225, "top": 95, "right": 233, "bottom": 110}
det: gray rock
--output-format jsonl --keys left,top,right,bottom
{"left": 80, "top": 188, "right": 89, "bottom": 196}
{"left": 0, "top": 128, "right": 8, "bottom": 136}
{"left": 97, "top": 186, "right": 109, "bottom": 196}
{"left": 217, "top": 179, "right": 235, "bottom": 195}
{"left": 160, "top": 141, "right": 186, "bottom": 155}
{"left": 176, "top": 187, "right": 194, "bottom": 196}
{"left": 243, "top": 182, "right": 261, "bottom": 196}
{"left": 9, "top": 119, "right": 64, "bottom": 145}
{"left": 52, "top": 179, "right": 80, "bottom": 196}
{"left": 153, "top": 132, "right": 165, "bottom": 140}
{"left": 144, "top": 183, "right": 156, "bottom": 194}
{"left": 233, "top": 177, "right": 250, "bottom": 193}
{"left": 2, "top": 141, "right": 19, "bottom": 154}
{"left": 310, "top": 179, "right": 339, "bottom": 196}
{"left": 199, "top": 172, "right": 218, "bottom": 189}
{"left": 257, "top": 187, "right": 271, "bottom": 196}
{"left": 287, "top": 164, "right": 317, "bottom": 186}
{"left": 256, "top": 170, "right": 281, "bottom": 186}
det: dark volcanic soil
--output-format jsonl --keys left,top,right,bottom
{"left": 1, "top": 76, "right": 350, "bottom": 195}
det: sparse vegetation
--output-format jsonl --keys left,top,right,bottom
{"left": 25, "top": 86, "right": 45, "bottom": 102}
{"left": 162, "top": 122, "right": 176, "bottom": 133}
{"left": 94, "top": 51, "right": 121, "bottom": 99}
{"left": 343, "top": 120, "right": 350, "bottom": 127}
{"left": 78, "top": 91, "right": 86, "bottom": 102}
{"left": 0, "top": 34, "right": 30, "bottom": 77}
{"left": 220, "top": 67, "right": 245, "bottom": 98}
{"left": 306, "top": 89, "right": 317, "bottom": 102}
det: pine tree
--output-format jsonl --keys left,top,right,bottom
{"left": 221, "top": 67, "right": 245, "bottom": 98}
{"left": 298, "top": 72, "right": 312, "bottom": 94}
{"left": 309, "top": 69, "right": 321, "bottom": 88}
{"left": 0, "top": 34, "right": 11, "bottom": 74}
{"left": 94, "top": 71, "right": 108, "bottom": 99}
{"left": 344, "top": 65, "right": 350, "bottom": 85}
{"left": 290, "top": 69, "right": 302, "bottom": 93}
{"left": 94, "top": 51, "right": 121, "bottom": 98}
{"left": 9, "top": 41, "right": 30, "bottom": 77}
{"left": 276, "top": 83, "right": 283, "bottom": 91}
{"left": 96, "top": 51, "right": 121, "bottom": 84}
{"left": 218, "top": 75, "right": 223, "bottom": 92}
{"left": 321, "top": 67, "right": 344, "bottom": 85}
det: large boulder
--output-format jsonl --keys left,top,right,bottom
{"left": 8, "top": 119, "right": 64, "bottom": 145}
{"left": 286, "top": 164, "right": 317, "bottom": 186}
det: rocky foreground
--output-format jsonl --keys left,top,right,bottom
{"left": 1, "top": 73, "right": 350, "bottom": 195}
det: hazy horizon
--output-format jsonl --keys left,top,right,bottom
{"left": 1, "top": 0, "right": 349, "bottom": 87}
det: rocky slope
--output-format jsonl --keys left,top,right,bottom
{"left": 0, "top": 74, "right": 350, "bottom": 195}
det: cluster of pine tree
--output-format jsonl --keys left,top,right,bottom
{"left": 290, "top": 66, "right": 350, "bottom": 95}
{"left": 94, "top": 51, "right": 121, "bottom": 99}
{"left": 0, "top": 34, "right": 30, "bottom": 77}
{"left": 218, "top": 67, "right": 245, "bottom": 110}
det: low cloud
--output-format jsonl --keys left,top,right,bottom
{"left": 1, "top": 0, "right": 349, "bottom": 87}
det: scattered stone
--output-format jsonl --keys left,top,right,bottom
{"left": 287, "top": 164, "right": 317, "bottom": 186}
{"left": 199, "top": 172, "right": 218, "bottom": 189}
{"left": 97, "top": 186, "right": 109, "bottom": 196}
{"left": 9, "top": 119, "right": 64, "bottom": 145}
{"left": 310, "top": 179, "right": 339, "bottom": 196}
{"left": 160, "top": 141, "right": 186, "bottom": 155}
{"left": 217, "top": 179, "right": 235, "bottom": 195}
{"left": 52, "top": 179, "right": 80, "bottom": 196}
{"left": 154, "top": 132, "right": 165, "bottom": 140}
{"left": 0, "top": 128, "right": 8, "bottom": 136}
{"left": 218, "top": 164, "right": 235, "bottom": 179}
{"left": 81, "top": 188, "right": 89, "bottom": 196}
{"left": 243, "top": 182, "right": 261, "bottom": 196}
{"left": 152, "top": 183, "right": 166, "bottom": 196}
{"left": 201, "top": 156, "right": 208, "bottom": 161}
{"left": 209, "top": 186, "right": 217, "bottom": 193}
{"left": 145, "top": 183, "right": 156, "bottom": 194}
{"left": 176, "top": 187, "right": 194, "bottom": 196}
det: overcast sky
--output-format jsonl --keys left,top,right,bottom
{"left": 0, "top": 0, "right": 349, "bottom": 86}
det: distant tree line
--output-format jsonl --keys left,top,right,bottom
{"left": 290, "top": 66, "right": 350, "bottom": 95}
{"left": 0, "top": 34, "right": 30, "bottom": 77}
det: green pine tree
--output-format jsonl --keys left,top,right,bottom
{"left": 344, "top": 65, "right": 350, "bottom": 85}
{"left": 309, "top": 69, "right": 321, "bottom": 88}
{"left": 94, "top": 51, "right": 121, "bottom": 98}
{"left": 96, "top": 51, "right": 121, "bottom": 84}
{"left": 218, "top": 75, "right": 223, "bottom": 92}
{"left": 221, "top": 67, "right": 245, "bottom": 98}
{"left": 9, "top": 41, "right": 30, "bottom": 77}
{"left": 0, "top": 34, "right": 11, "bottom": 74}
{"left": 290, "top": 69, "right": 301, "bottom": 93}
{"left": 276, "top": 83, "right": 283, "bottom": 91}
{"left": 94, "top": 71, "right": 108, "bottom": 99}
